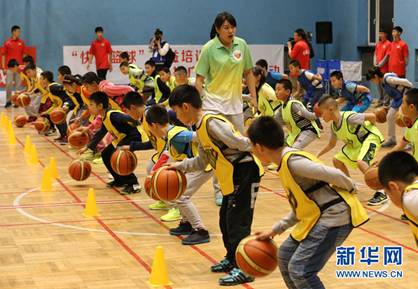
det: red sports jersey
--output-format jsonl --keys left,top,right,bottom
{"left": 89, "top": 37, "right": 112, "bottom": 70}
{"left": 388, "top": 39, "right": 409, "bottom": 77}
{"left": 1, "top": 37, "right": 26, "bottom": 65}
{"left": 375, "top": 39, "right": 391, "bottom": 73}
{"left": 291, "top": 40, "right": 310, "bottom": 69}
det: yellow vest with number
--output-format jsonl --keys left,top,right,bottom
{"left": 196, "top": 114, "right": 263, "bottom": 196}
{"left": 402, "top": 182, "right": 418, "bottom": 247}
{"left": 142, "top": 116, "right": 167, "bottom": 163}
{"left": 154, "top": 75, "right": 163, "bottom": 104}
{"left": 405, "top": 119, "right": 418, "bottom": 161}
{"left": 277, "top": 150, "right": 369, "bottom": 241}
{"left": 20, "top": 72, "right": 31, "bottom": 91}
{"left": 103, "top": 110, "right": 147, "bottom": 147}
{"left": 282, "top": 99, "right": 320, "bottom": 146}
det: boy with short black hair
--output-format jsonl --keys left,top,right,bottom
{"left": 248, "top": 116, "right": 369, "bottom": 289}
{"left": 289, "top": 59, "right": 324, "bottom": 110}
{"left": 144, "top": 60, "right": 157, "bottom": 78}
{"left": 79, "top": 91, "right": 147, "bottom": 194}
{"left": 274, "top": 78, "right": 320, "bottom": 149}
{"left": 141, "top": 105, "right": 213, "bottom": 244}
{"left": 330, "top": 70, "right": 372, "bottom": 113}
{"left": 317, "top": 95, "right": 386, "bottom": 206}
{"left": 119, "top": 61, "right": 153, "bottom": 94}
{"left": 167, "top": 84, "right": 263, "bottom": 286}
{"left": 378, "top": 151, "right": 418, "bottom": 246}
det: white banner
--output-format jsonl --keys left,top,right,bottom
{"left": 63, "top": 44, "right": 284, "bottom": 84}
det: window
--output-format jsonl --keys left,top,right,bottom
{"left": 368, "top": 0, "right": 394, "bottom": 45}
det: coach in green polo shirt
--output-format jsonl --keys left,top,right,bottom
{"left": 195, "top": 11, "right": 257, "bottom": 133}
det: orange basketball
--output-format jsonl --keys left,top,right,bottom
{"left": 67, "top": 122, "right": 81, "bottom": 135}
{"left": 364, "top": 166, "right": 383, "bottom": 190}
{"left": 313, "top": 102, "right": 322, "bottom": 117}
{"left": 151, "top": 167, "right": 187, "bottom": 201}
{"left": 144, "top": 175, "right": 159, "bottom": 200}
{"left": 11, "top": 93, "right": 19, "bottom": 106}
{"left": 68, "top": 131, "right": 89, "bottom": 149}
{"left": 110, "top": 149, "right": 138, "bottom": 176}
{"left": 68, "top": 159, "right": 91, "bottom": 181}
{"left": 17, "top": 94, "right": 31, "bottom": 107}
{"left": 33, "top": 117, "right": 50, "bottom": 133}
{"left": 236, "top": 235, "right": 278, "bottom": 278}
{"left": 374, "top": 107, "right": 388, "bottom": 123}
{"left": 14, "top": 115, "right": 27, "bottom": 127}
{"left": 50, "top": 107, "right": 67, "bottom": 124}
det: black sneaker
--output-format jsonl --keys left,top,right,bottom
{"left": 367, "top": 191, "right": 388, "bottom": 206}
{"left": 211, "top": 258, "right": 234, "bottom": 273}
{"left": 219, "top": 268, "right": 254, "bottom": 286}
{"left": 4, "top": 101, "right": 12, "bottom": 108}
{"left": 169, "top": 221, "right": 193, "bottom": 236}
{"left": 182, "top": 228, "right": 210, "bottom": 245}
{"left": 44, "top": 128, "right": 56, "bottom": 136}
{"left": 120, "top": 184, "right": 141, "bottom": 195}
{"left": 106, "top": 180, "right": 124, "bottom": 188}
{"left": 401, "top": 214, "right": 408, "bottom": 221}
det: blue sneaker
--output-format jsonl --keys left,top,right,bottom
{"left": 219, "top": 268, "right": 254, "bottom": 286}
{"left": 211, "top": 258, "right": 234, "bottom": 273}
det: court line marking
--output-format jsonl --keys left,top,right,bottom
{"left": 14, "top": 189, "right": 223, "bottom": 237}
{"left": 9, "top": 134, "right": 172, "bottom": 288}
{"left": 39, "top": 132, "right": 256, "bottom": 289}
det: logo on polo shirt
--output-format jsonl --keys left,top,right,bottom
{"left": 101, "top": 43, "right": 105, "bottom": 46}
{"left": 232, "top": 49, "right": 242, "bottom": 61}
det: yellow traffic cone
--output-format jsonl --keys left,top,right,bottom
{"left": 24, "top": 135, "right": 32, "bottom": 154}
{"left": 84, "top": 188, "right": 99, "bottom": 217}
{"left": 0, "top": 112, "right": 4, "bottom": 129}
{"left": 148, "top": 246, "right": 172, "bottom": 287}
{"left": 7, "top": 123, "right": 16, "bottom": 145}
{"left": 29, "top": 144, "right": 39, "bottom": 165}
{"left": 49, "top": 157, "right": 58, "bottom": 179}
{"left": 40, "top": 167, "right": 52, "bottom": 192}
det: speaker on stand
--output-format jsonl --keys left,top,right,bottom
{"left": 316, "top": 21, "right": 333, "bottom": 60}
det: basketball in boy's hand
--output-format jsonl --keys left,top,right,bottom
{"left": 235, "top": 235, "right": 278, "bottom": 278}
{"left": 68, "top": 131, "right": 89, "bottom": 149}
{"left": 111, "top": 149, "right": 138, "bottom": 176}
{"left": 14, "top": 115, "right": 27, "bottom": 127}
{"left": 17, "top": 94, "right": 31, "bottom": 107}
{"left": 68, "top": 159, "right": 91, "bottom": 181}
{"left": 374, "top": 107, "right": 388, "bottom": 123}
{"left": 50, "top": 107, "right": 67, "bottom": 124}
{"left": 364, "top": 166, "right": 383, "bottom": 190}
{"left": 33, "top": 117, "right": 50, "bottom": 133}
{"left": 150, "top": 167, "right": 187, "bottom": 201}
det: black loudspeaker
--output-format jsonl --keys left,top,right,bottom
{"left": 316, "top": 22, "right": 333, "bottom": 44}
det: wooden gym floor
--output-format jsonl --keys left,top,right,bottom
{"left": 0, "top": 108, "right": 416, "bottom": 289}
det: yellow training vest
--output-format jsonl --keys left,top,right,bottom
{"left": 282, "top": 99, "right": 320, "bottom": 146}
{"left": 141, "top": 116, "right": 167, "bottom": 163}
{"left": 103, "top": 110, "right": 147, "bottom": 147}
{"left": 402, "top": 182, "right": 418, "bottom": 247}
{"left": 167, "top": 126, "right": 198, "bottom": 161}
{"left": 277, "top": 150, "right": 369, "bottom": 241}
{"left": 196, "top": 114, "right": 263, "bottom": 196}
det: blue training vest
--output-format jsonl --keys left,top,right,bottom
{"left": 382, "top": 73, "right": 405, "bottom": 108}
{"left": 341, "top": 81, "right": 371, "bottom": 105}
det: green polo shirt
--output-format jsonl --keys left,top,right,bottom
{"left": 195, "top": 36, "right": 253, "bottom": 115}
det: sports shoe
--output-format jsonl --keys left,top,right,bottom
{"left": 54, "top": 135, "right": 68, "bottom": 145}
{"left": 401, "top": 214, "right": 408, "bottom": 221}
{"left": 182, "top": 228, "right": 210, "bottom": 245}
{"left": 4, "top": 101, "right": 12, "bottom": 108}
{"left": 92, "top": 157, "right": 103, "bottom": 165}
{"left": 106, "top": 180, "right": 124, "bottom": 188}
{"left": 27, "top": 116, "right": 37, "bottom": 123}
{"left": 218, "top": 268, "right": 254, "bottom": 286}
{"left": 211, "top": 258, "right": 234, "bottom": 273}
{"left": 148, "top": 201, "right": 169, "bottom": 210}
{"left": 381, "top": 139, "right": 396, "bottom": 148}
{"left": 120, "top": 183, "right": 141, "bottom": 195}
{"left": 44, "top": 127, "right": 56, "bottom": 136}
{"left": 215, "top": 192, "right": 223, "bottom": 206}
{"left": 267, "top": 163, "right": 279, "bottom": 171}
{"left": 367, "top": 191, "right": 388, "bottom": 206}
{"left": 169, "top": 221, "right": 193, "bottom": 236}
{"left": 160, "top": 208, "right": 181, "bottom": 222}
